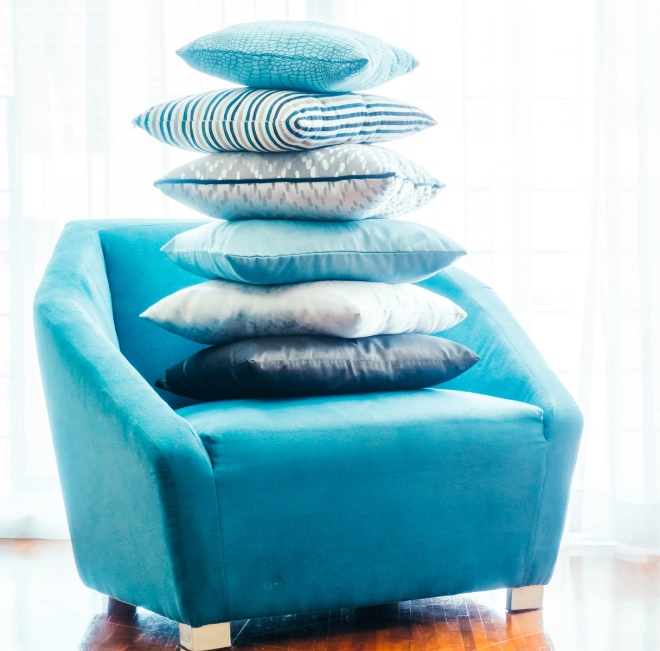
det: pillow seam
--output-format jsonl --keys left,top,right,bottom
{"left": 184, "top": 48, "right": 371, "bottom": 68}
{"left": 177, "top": 355, "right": 477, "bottom": 377}
{"left": 155, "top": 176, "right": 443, "bottom": 190}
{"left": 169, "top": 250, "right": 463, "bottom": 260}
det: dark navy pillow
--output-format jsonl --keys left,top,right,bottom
{"left": 156, "top": 334, "right": 479, "bottom": 401}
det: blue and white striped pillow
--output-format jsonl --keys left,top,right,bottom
{"left": 133, "top": 88, "right": 436, "bottom": 153}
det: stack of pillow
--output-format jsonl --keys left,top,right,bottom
{"left": 133, "top": 21, "right": 478, "bottom": 401}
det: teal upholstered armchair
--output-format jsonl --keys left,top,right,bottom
{"left": 34, "top": 220, "right": 582, "bottom": 651}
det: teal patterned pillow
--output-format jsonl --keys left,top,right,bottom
{"left": 133, "top": 89, "right": 435, "bottom": 153}
{"left": 177, "top": 21, "right": 418, "bottom": 93}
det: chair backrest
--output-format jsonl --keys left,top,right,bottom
{"left": 99, "top": 220, "right": 209, "bottom": 410}
{"left": 95, "top": 218, "right": 502, "bottom": 412}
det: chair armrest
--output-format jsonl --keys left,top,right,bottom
{"left": 34, "top": 222, "right": 226, "bottom": 627}
{"left": 420, "top": 268, "right": 583, "bottom": 584}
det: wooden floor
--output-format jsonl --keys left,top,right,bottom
{"left": 1, "top": 540, "right": 659, "bottom": 651}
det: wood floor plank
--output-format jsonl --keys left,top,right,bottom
{"left": 1, "top": 541, "right": 659, "bottom": 651}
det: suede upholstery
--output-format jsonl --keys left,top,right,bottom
{"left": 34, "top": 219, "right": 583, "bottom": 627}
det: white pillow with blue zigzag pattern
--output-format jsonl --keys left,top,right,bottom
{"left": 133, "top": 88, "right": 436, "bottom": 153}
{"left": 154, "top": 144, "right": 443, "bottom": 221}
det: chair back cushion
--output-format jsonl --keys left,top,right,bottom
{"left": 99, "top": 220, "right": 209, "bottom": 409}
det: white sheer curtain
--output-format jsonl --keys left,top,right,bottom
{"left": 1, "top": 0, "right": 658, "bottom": 549}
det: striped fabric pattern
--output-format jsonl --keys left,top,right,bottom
{"left": 133, "top": 88, "right": 436, "bottom": 153}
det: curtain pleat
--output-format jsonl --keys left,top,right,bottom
{"left": 1, "top": 0, "right": 658, "bottom": 549}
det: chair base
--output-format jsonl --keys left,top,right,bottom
{"left": 506, "top": 585, "right": 544, "bottom": 611}
{"left": 113, "top": 586, "right": 540, "bottom": 649}
{"left": 107, "top": 597, "right": 136, "bottom": 618}
{"left": 179, "top": 622, "right": 231, "bottom": 650}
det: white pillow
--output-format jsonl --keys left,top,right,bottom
{"left": 140, "top": 280, "right": 466, "bottom": 345}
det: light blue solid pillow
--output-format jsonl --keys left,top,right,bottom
{"left": 176, "top": 21, "right": 419, "bottom": 93}
{"left": 161, "top": 219, "right": 466, "bottom": 285}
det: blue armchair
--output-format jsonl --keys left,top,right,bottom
{"left": 34, "top": 220, "right": 582, "bottom": 651}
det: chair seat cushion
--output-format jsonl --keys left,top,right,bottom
{"left": 177, "top": 388, "right": 547, "bottom": 621}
